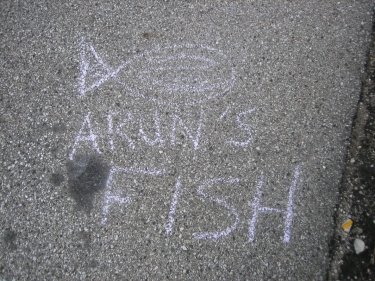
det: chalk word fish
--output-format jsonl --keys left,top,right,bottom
{"left": 101, "top": 164, "right": 301, "bottom": 243}
{"left": 79, "top": 37, "right": 236, "bottom": 106}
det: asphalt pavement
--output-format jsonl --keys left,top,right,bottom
{"left": 0, "top": 1, "right": 374, "bottom": 280}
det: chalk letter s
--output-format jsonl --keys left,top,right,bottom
{"left": 193, "top": 178, "right": 240, "bottom": 240}
{"left": 226, "top": 108, "right": 256, "bottom": 147}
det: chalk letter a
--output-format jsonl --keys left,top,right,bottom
{"left": 69, "top": 113, "right": 101, "bottom": 160}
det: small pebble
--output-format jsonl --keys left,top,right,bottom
{"left": 352, "top": 227, "right": 363, "bottom": 235}
{"left": 181, "top": 245, "right": 187, "bottom": 251}
{"left": 350, "top": 158, "right": 355, "bottom": 164}
{"left": 354, "top": 238, "right": 365, "bottom": 254}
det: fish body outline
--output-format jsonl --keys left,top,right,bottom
{"left": 78, "top": 38, "right": 236, "bottom": 106}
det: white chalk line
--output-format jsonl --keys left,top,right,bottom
{"left": 248, "top": 174, "right": 263, "bottom": 242}
{"left": 226, "top": 108, "right": 256, "bottom": 147}
{"left": 78, "top": 37, "right": 124, "bottom": 97}
{"left": 171, "top": 107, "right": 204, "bottom": 150}
{"left": 69, "top": 112, "right": 101, "bottom": 160}
{"left": 193, "top": 178, "right": 240, "bottom": 240}
{"left": 142, "top": 54, "right": 217, "bottom": 72}
{"left": 165, "top": 176, "right": 182, "bottom": 234}
{"left": 248, "top": 165, "right": 301, "bottom": 243}
{"left": 115, "top": 112, "right": 135, "bottom": 149}
{"left": 284, "top": 165, "right": 300, "bottom": 243}
{"left": 141, "top": 78, "right": 233, "bottom": 94}
{"left": 107, "top": 114, "right": 114, "bottom": 151}
{"left": 139, "top": 110, "right": 165, "bottom": 146}
{"left": 218, "top": 107, "right": 230, "bottom": 120}
{"left": 71, "top": 109, "right": 206, "bottom": 153}
{"left": 78, "top": 38, "right": 236, "bottom": 106}
{"left": 101, "top": 166, "right": 166, "bottom": 225}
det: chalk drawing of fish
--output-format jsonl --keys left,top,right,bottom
{"left": 78, "top": 37, "right": 236, "bottom": 106}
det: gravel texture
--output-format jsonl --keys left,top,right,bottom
{"left": 329, "top": 17, "right": 375, "bottom": 280}
{"left": 0, "top": 1, "right": 374, "bottom": 280}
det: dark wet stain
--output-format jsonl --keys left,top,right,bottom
{"left": 3, "top": 228, "right": 17, "bottom": 251}
{"left": 142, "top": 32, "right": 157, "bottom": 39}
{"left": 88, "top": 259, "right": 99, "bottom": 268}
{"left": 67, "top": 154, "right": 110, "bottom": 213}
{"left": 52, "top": 123, "right": 67, "bottom": 133}
{"left": 75, "top": 230, "right": 91, "bottom": 249}
{"left": 79, "top": 230, "right": 91, "bottom": 248}
{"left": 50, "top": 173, "right": 64, "bottom": 186}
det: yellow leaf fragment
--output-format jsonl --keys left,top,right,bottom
{"left": 341, "top": 219, "right": 353, "bottom": 232}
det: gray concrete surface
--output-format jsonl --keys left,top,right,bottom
{"left": 329, "top": 29, "right": 375, "bottom": 280}
{"left": 0, "top": 1, "right": 373, "bottom": 280}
